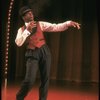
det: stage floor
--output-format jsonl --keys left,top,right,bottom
{"left": 2, "top": 81, "right": 99, "bottom": 100}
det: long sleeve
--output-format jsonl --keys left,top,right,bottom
{"left": 15, "top": 20, "right": 79, "bottom": 47}
{"left": 39, "top": 21, "right": 72, "bottom": 32}
{"left": 15, "top": 28, "right": 31, "bottom": 46}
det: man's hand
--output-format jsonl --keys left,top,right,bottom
{"left": 26, "top": 21, "right": 37, "bottom": 33}
{"left": 70, "top": 21, "right": 81, "bottom": 29}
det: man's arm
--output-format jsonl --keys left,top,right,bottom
{"left": 15, "top": 28, "right": 31, "bottom": 46}
{"left": 15, "top": 21, "right": 37, "bottom": 46}
{"left": 39, "top": 20, "right": 80, "bottom": 32}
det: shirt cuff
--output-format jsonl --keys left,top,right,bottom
{"left": 24, "top": 29, "right": 31, "bottom": 35}
{"left": 66, "top": 21, "right": 72, "bottom": 25}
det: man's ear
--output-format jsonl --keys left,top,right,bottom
{"left": 22, "top": 16, "right": 25, "bottom": 21}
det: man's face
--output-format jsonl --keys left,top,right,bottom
{"left": 23, "top": 11, "right": 34, "bottom": 22}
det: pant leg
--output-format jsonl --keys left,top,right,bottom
{"left": 39, "top": 45, "right": 51, "bottom": 100}
{"left": 16, "top": 58, "right": 39, "bottom": 100}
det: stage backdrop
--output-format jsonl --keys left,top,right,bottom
{"left": 2, "top": 0, "right": 99, "bottom": 84}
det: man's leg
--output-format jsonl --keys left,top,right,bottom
{"left": 39, "top": 46, "right": 51, "bottom": 100}
{"left": 16, "top": 58, "right": 39, "bottom": 100}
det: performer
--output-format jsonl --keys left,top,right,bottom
{"left": 15, "top": 6, "right": 80, "bottom": 100}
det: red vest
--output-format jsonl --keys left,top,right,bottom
{"left": 22, "top": 22, "right": 46, "bottom": 49}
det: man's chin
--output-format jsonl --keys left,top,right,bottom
{"left": 30, "top": 17, "right": 34, "bottom": 20}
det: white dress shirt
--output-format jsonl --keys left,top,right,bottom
{"left": 15, "top": 21, "right": 72, "bottom": 46}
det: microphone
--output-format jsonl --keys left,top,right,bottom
{"left": 26, "top": 21, "right": 37, "bottom": 34}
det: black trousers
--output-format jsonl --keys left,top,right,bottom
{"left": 16, "top": 44, "right": 51, "bottom": 100}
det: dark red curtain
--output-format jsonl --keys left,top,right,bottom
{"left": 2, "top": 0, "right": 99, "bottom": 83}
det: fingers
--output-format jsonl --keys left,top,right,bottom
{"left": 29, "top": 21, "right": 37, "bottom": 28}
{"left": 75, "top": 23, "right": 80, "bottom": 29}
{"left": 77, "top": 24, "right": 81, "bottom": 29}
{"left": 71, "top": 21, "right": 81, "bottom": 29}
{"left": 26, "top": 21, "right": 37, "bottom": 33}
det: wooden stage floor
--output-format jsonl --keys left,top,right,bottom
{"left": 2, "top": 81, "right": 99, "bottom": 100}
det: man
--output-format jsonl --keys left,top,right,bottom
{"left": 15, "top": 6, "right": 80, "bottom": 100}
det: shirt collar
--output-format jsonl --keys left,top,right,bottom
{"left": 25, "top": 22, "right": 29, "bottom": 27}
